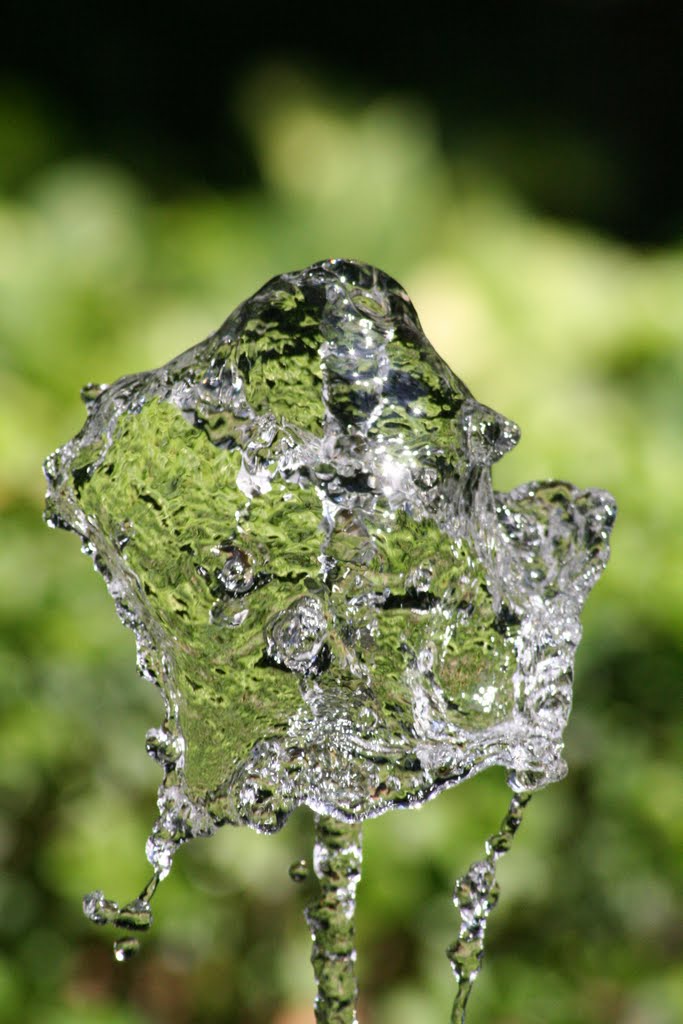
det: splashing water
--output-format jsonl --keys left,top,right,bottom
{"left": 44, "top": 259, "right": 615, "bottom": 1019}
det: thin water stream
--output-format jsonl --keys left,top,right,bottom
{"left": 448, "top": 792, "right": 531, "bottom": 1023}
{"left": 44, "top": 259, "right": 615, "bottom": 1020}
{"left": 306, "top": 816, "right": 363, "bottom": 1024}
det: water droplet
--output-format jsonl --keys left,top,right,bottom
{"left": 82, "top": 891, "right": 153, "bottom": 931}
{"left": 83, "top": 890, "right": 118, "bottom": 926}
{"left": 83, "top": 875, "right": 159, "bottom": 962}
{"left": 289, "top": 859, "right": 309, "bottom": 883}
{"left": 80, "top": 382, "right": 108, "bottom": 404}
{"left": 114, "top": 936, "right": 140, "bottom": 961}
{"left": 113, "top": 898, "right": 153, "bottom": 931}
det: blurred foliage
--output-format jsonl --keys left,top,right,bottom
{"left": 1, "top": 67, "right": 682, "bottom": 1024}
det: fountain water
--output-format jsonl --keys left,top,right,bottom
{"left": 44, "top": 259, "right": 615, "bottom": 1021}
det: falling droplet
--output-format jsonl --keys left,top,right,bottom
{"left": 114, "top": 936, "right": 140, "bottom": 961}
{"left": 83, "top": 890, "right": 119, "bottom": 926}
{"left": 289, "top": 859, "right": 309, "bottom": 883}
{"left": 83, "top": 874, "right": 160, "bottom": 963}
{"left": 82, "top": 891, "right": 153, "bottom": 931}
{"left": 113, "top": 898, "right": 153, "bottom": 931}
{"left": 447, "top": 792, "right": 531, "bottom": 1023}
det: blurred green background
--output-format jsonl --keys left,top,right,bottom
{"left": 1, "top": 6, "right": 682, "bottom": 1023}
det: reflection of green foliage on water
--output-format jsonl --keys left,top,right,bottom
{"left": 1, "top": 73, "right": 682, "bottom": 1024}
{"left": 78, "top": 401, "right": 308, "bottom": 804}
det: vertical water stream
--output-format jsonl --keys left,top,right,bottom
{"left": 306, "top": 816, "right": 363, "bottom": 1024}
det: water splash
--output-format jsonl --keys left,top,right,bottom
{"left": 43, "top": 259, "right": 615, "bottom": 1017}
{"left": 448, "top": 792, "right": 531, "bottom": 1022}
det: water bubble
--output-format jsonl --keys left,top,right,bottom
{"left": 216, "top": 547, "right": 253, "bottom": 596}
{"left": 406, "top": 565, "right": 432, "bottom": 592}
{"left": 266, "top": 596, "right": 327, "bottom": 674}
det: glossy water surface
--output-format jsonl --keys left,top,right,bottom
{"left": 44, "top": 258, "right": 615, "bottom": 1018}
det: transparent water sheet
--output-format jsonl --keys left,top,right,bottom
{"left": 44, "top": 258, "right": 615, "bottom": 1017}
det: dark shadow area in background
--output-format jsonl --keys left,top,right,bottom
{"left": 1, "top": 0, "right": 681, "bottom": 245}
